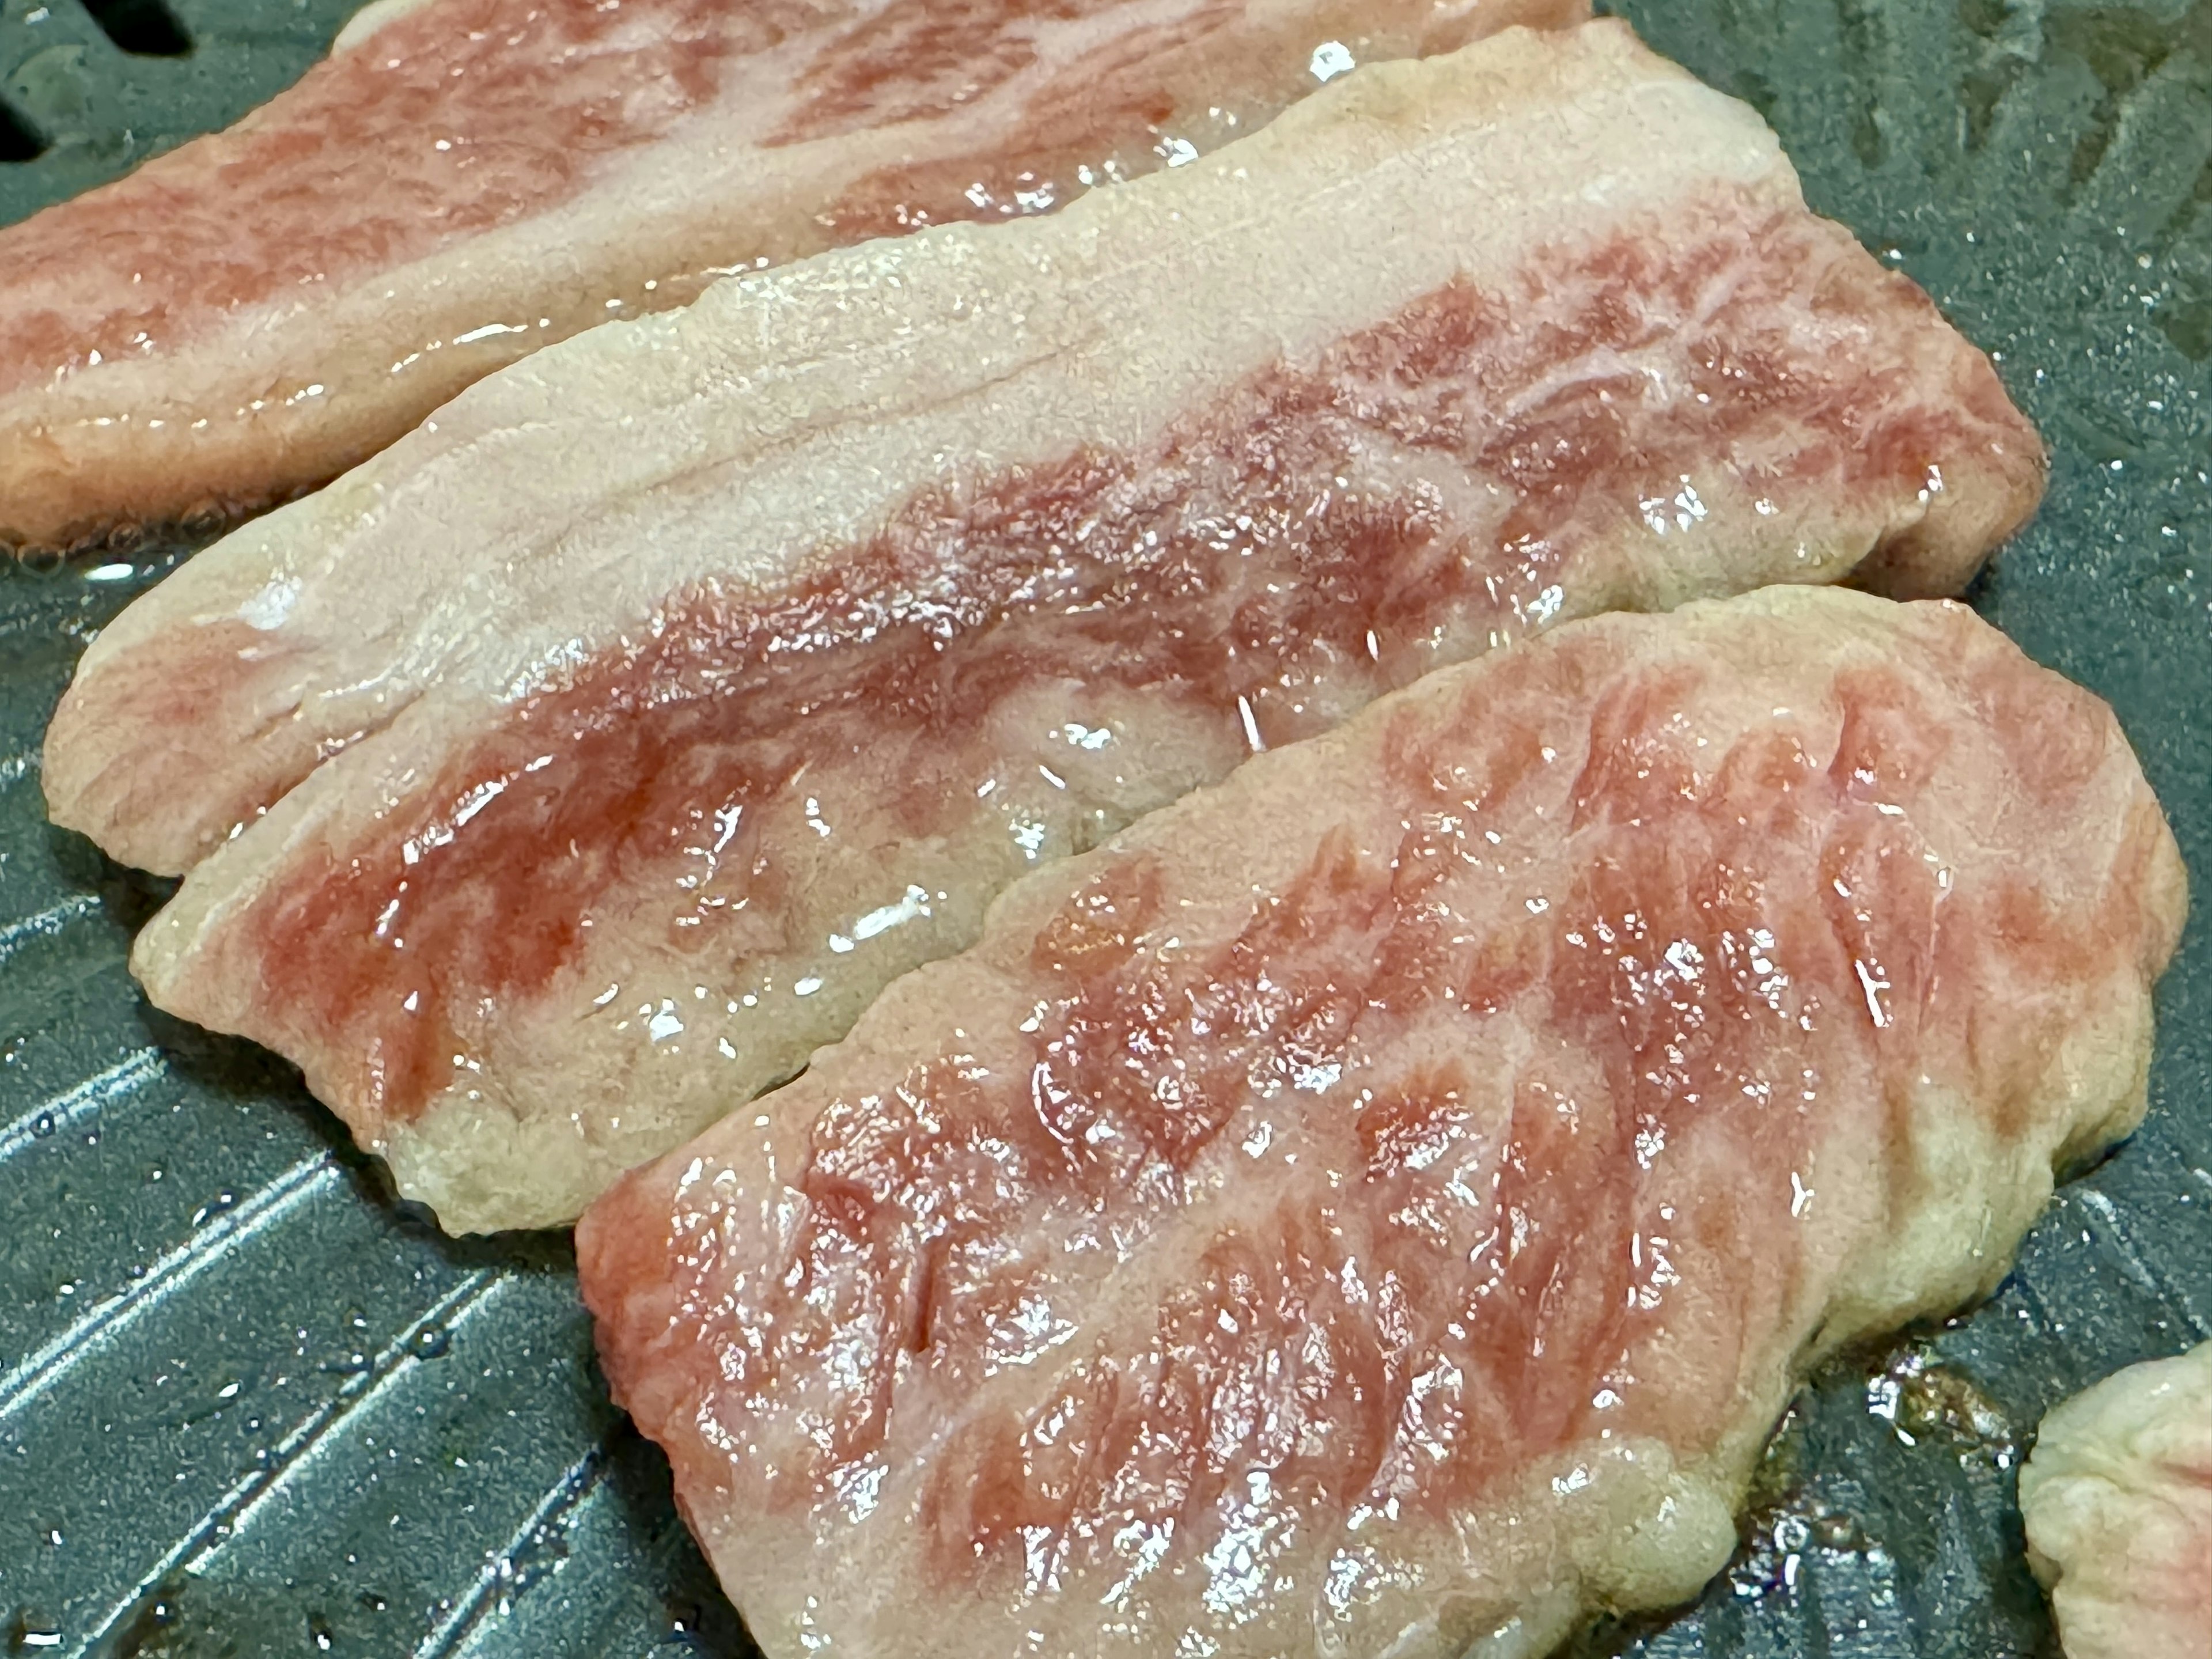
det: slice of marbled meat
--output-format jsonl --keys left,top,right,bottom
{"left": 578, "top": 586, "right": 2185, "bottom": 1659}
{"left": 2023, "top": 1340, "right": 2212, "bottom": 1659}
{"left": 0, "top": 0, "right": 1582, "bottom": 550}
{"left": 105, "top": 24, "right": 2047, "bottom": 1231}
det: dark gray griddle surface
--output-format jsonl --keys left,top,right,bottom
{"left": 1, "top": 0, "right": 349, "bottom": 222}
{"left": 4, "top": 1, "right": 2212, "bottom": 1654}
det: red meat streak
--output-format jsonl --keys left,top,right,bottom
{"left": 578, "top": 616, "right": 2161, "bottom": 1590}
{"left": 0, "top": 0, "right": 1396, "bottom": 399}
{"left": 238, "top": 200, "right": 2010, "bottom": 1126}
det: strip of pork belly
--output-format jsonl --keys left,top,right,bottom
{"left": 118, "top": 25, "right": 2049, "bottom": 1233}
{"left": 577, "top": 586, "right": 2184, "bottom": 1659}
{"left": 46, "top": 18, "right": 2043, "bottom": 886}
{"left": 2022, "top": 1341, "right": 2212, "bottom": 1659}
{"left": 0, "top": 0, "right": 1582, "bottom": 552}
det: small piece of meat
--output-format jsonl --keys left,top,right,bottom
{"left": 2023, "top": 1341, "right": 2212, "bottom": 1658}
{"left": 577, "top": 586, "right": 2185, "bottom": 1659}
{"left": 0, "top": 0, "right": 1584, "bottom": 551}
{"left": 96, "top": 24, "right": 2048, "bottom": 1232}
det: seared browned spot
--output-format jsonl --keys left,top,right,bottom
{"left": 241, "top": 196, "right": 2028, "bottom": 1129}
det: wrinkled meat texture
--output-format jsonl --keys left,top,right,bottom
{"left": 2024, "top": 1340, "right": 2212, "bottom": 1659}
{"left": 579, "top": 587, "right": 2184, "bottom": 1658}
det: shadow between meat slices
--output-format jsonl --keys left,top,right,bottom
{"left": 0, "top": 0, "right": 1588, "bottom": 555}
{"left": 575, "top": 585, "right": 2186, "bottom": 1659}
{"left": 107, "top": 23, "right": 2049, "bottom": 1233}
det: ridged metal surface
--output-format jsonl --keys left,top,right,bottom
{"left": 0, "top": 0, "right": 358, "bottom": 225}
{"left": 0, "top": 558, "right": 754, "bottom": 1656}
{"left": 3, "top": 1, "right": 2211, "bottom": 1654}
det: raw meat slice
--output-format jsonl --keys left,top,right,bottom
{"left": 2022, "top": 1341, "right": 2212, "bottom": 1659}
{"left": 0, "top": 0, "right": 1585, "bottom": 552}
{"left": 578, "top": 585, "right": 2186, "bottom": 1659}
{"left": 105, "top": 23, "right": 2049, "bottom": 1232}
{"left": 44, "top": 17, "right": 2046, "bottom": 889}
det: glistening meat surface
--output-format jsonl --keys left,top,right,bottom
{"left": 579, "top": 586, "right": 2186, "bottom": 1659}
{"left": 2022, "top": 1340, "right": 2212, "bottom": 1659}
{"left": 0, "top": 0, "right": 1582, "bottom": 550}
{"left": 102, "top": 25, "right": 2047, "bottom": 1230}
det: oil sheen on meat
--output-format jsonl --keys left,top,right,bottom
{"left": 2022, "top": 1340, "right": 2212, "bottom": 1659}
{"left": 0, "top": 0, "right": 1585, "bottom": 550}
{"left": 579, "top": 586, "right": 2184, "bottom": 1659}
{"left": 90, "top": 25, "right": 2048, "bottom": 1230}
